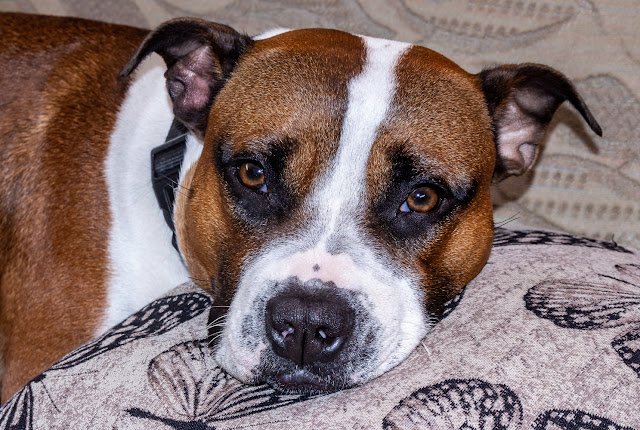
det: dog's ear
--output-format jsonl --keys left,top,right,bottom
{"left": 478, "top": 64, "right": 602, "bottom": 179}
{"left": 120, "top": 18, "right": 253, "bottom": 135}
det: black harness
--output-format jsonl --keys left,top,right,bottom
{"left": 151, "top": 119, "right": 187, "bottom": 252}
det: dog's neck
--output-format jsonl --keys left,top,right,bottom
{"left": 102, "top": 54, "right": 191, "bottom": 332}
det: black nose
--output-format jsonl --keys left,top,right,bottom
{"left": 265, "top": 287, "right": 355, "bottom": 367}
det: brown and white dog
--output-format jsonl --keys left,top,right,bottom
{"left": 0, "top": 12, "right": 601, "bottom": 402}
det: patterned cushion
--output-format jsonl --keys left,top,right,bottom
{"left": 2, "top": 229, "right": 639, "bottom": 429}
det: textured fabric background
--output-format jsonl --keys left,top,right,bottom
{"left": 1, "top": 0, "right": 638, "bottom": 249}
{"left": 2, "top": 229, "right": 639, "bottom": 428}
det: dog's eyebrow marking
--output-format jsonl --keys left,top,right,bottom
{"left": 390, "top": 150, "right": 476, "bottom": 203}
{"left": 314, "top": 36, "right": 410, "bottom": 241}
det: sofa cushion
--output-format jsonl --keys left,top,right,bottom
{"left": 1, "top": 228, "right": 639, "bottom": 429}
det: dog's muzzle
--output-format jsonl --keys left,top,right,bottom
{"left": 251, "top": 279, "right": 376, "bottom": 393}
{"left": 213, "top": 245, "right": 427, "bottom": 394}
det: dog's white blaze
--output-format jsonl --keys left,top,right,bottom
{"left": 217, "top": 36, "right": 430, "bottom": 383}
{"left": 309, "top": 36, "right": 428, "bottom": 377}
{"left": 102, "top": 54, "right": 190, "bottom": 333}
{"left": 317, "top": 36, "right": 408, "bottom": 235}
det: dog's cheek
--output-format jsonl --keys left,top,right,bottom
{"left": 176, "top": 160, "right": 267, "bottom": 301}
{"left": 175, "top": 164, "right": 207, "bottom": 289}
{"left": 175, "top": 163, "right": 229, "bottom": 294}
{"left": 417, "top": 192, "right": 494, "bottom": 317}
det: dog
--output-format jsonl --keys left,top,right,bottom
{"left": 0, "top": 12, "right": 601, "bottom": 402}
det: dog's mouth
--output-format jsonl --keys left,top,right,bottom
{"left": 266, "top": 369, "right": 343, "bottom": 394}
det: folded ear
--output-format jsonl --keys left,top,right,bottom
{"left": 119, "top": 18, "right": 253, "bottom": 135}
{"left": 478, "top": 64, "right": 602, "bottom": 178}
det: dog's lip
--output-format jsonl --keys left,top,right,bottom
{"left": 268, "top": 369, "right": 337, "bottom": 394}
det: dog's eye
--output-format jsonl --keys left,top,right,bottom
{"left": 237, "top": 162, "right": 267, "bottom": 192}
{"left": 400, "top": 186, "right": 439, "bottom": 213}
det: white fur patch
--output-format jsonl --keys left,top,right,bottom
{"left": 101, "top": 54, "right": 190, "bottom": 332}
{"left": 215, "top": 36, "right": 430, "bottom": 384}
{"left": 254, "top": 28, "right": 291, "bottom": 40}
{"left": 175, "top": 133, "right": 204, "bottom": 261}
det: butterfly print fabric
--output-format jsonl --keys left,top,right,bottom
{"left": 1, "top": 231, "right": 639, "bottom": 428}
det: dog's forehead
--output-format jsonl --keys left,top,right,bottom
{"left": 369, "top": 45, "right": 496, "bottom": 191}
{"left": 208, "top": 29, "right": 494, "bottom": 188}
{"left": 211, "top": 29, "right": 364, "bottom": 145}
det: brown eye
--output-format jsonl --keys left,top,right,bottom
{"left": 400, "top": 186, "right": 439, "bottom": 213}
{"left": 238, "top": 162, "right": 267, "bottom": 192}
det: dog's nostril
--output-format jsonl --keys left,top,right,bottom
{"left": 316, "top": 327, "right": 345, "bottom": 355}
{"left": 265, "top": 288, "right": 355, "bottom": 367}
{"left": 281, "top": 326, "right": 295, "bottom": 339}
{"left": 269, "top": 320, "right": 295, "bottom": 345}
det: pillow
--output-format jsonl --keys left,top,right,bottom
{"left": 1, "top": 228, "right": 639, "bottom": 429}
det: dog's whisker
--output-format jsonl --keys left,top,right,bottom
{"left": 495, "top": 216, "right": 518, "bottom": 228}
{"left": 495, "top": 212, "right": 521, "bottom": 228}
{"left": 209, "top": 331, "right": 225, "bottom": 340}
{"left": 209, "top": 313, "right": 228, "bottom": 321}
{"left": 172, "top": 188, "right": 190, "bottom": 199}
{"left": 207, "top": 320, "right": 227, "bottom": 328}
{"left": 147, "top": 162, "right": 194, "bottom": 192}
{"left": 421, "top": 341, "right": 432, "bottom": 357}
{"left": 207, "top": 331, "right": 225, "bottom": 344}
{"left": 162, "top": 187, "right": 189, "bottom": 208}
{"left": 208, "top": 332, "right": 225, "bottom": 347}
{"left": 207, "top": 316, "right": 228, "bottom": 330}
{"left": 207, "top": 320, "right": 227, "bottom": 330}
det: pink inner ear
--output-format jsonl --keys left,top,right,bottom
{"left": 496, "top": 126, "right": 541, "bottom": 176}
{"left": 495, "top": 101, "right": 544, "bottom": 176}
{"left": 479, "top": 64, "right": 602, "bottom": 179}
{"left": 167, "top": 45, "right": 220, "bottom": 128}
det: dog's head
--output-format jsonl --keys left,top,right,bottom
{"left": 122, "top": 18, "right": 601, "bottom": 393}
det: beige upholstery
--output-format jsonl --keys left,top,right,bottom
{"left": 2, "top": 229, "right": 639, "bottom": 428}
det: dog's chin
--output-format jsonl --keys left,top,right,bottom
{"left": 266, "top": 369, "right": 348, "bottom": 395}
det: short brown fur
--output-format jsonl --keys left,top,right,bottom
{"left": 0, "top": 13, "right": 148, "bottom": 402}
